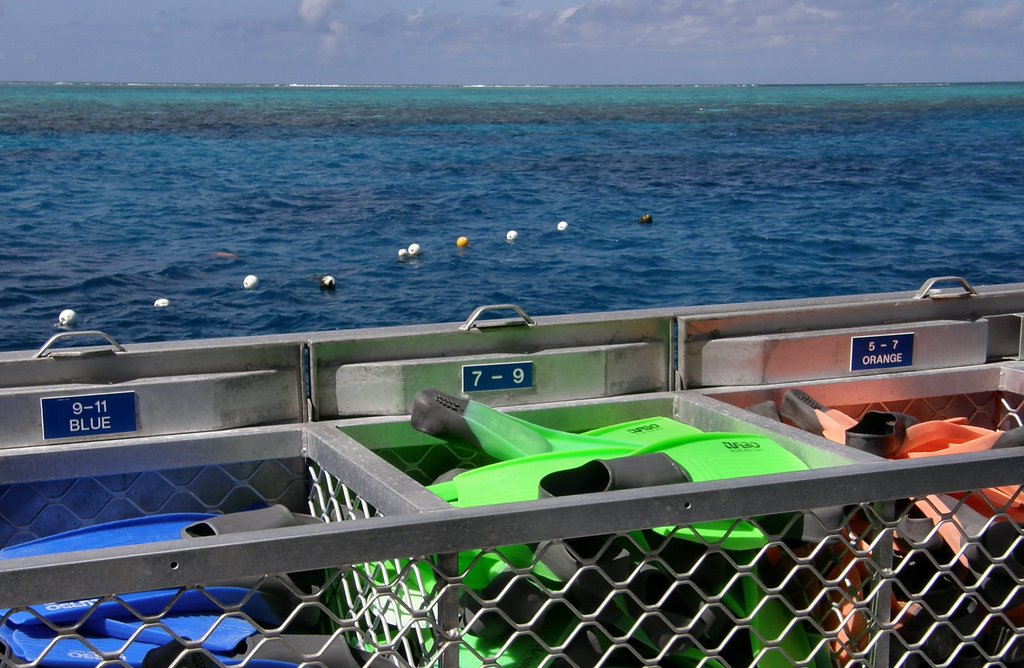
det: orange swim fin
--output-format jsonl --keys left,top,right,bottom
{"left": 897, "top": 418, "right": 1002, "bottom": 458}
{"left": 778, "top": 390, "right": 858, "bottom": 443}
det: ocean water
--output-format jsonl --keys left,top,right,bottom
{"left": 1, "top": 82, "right": 1023, "bottom": 354}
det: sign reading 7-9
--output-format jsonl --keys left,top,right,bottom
{"left": 462, "top": 361, "right": 534, "bottom": 393}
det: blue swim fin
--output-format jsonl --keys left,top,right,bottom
{"left": 0, "top": 622, "right": 319, "bottom": 668}
{"left": 0, "top": 622, "right": 162, "bottom": 667}
{"left": 4, "top": 587, "right": 285, "bottom": 629}
{"left": 0, "top": 513, "right": 214, "bottom": 560}
{"left": 0, "top": 508, "right": 349, "bottom": 668}
{"left": 84, "top": 614, "right": 258, "bottom": 653}
{"left": 1, "top": 508, "right": 323, "bottom": 630}
{"left": 2, "top": 506, "right": 322, "bottom": 560}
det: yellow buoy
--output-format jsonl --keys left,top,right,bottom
{"left": 456, "top": 236, "right": 469, "bottom": 248}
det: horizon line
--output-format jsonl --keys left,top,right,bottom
{"left": 2, "top": 79, "right": 1023, "bottom": 89}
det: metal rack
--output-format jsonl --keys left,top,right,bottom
{"left": 2, "top": 278, "right": 1024, "bottom": 667}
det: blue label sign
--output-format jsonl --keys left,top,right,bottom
{"left": 41, "top": 392, "right": 138, "bottom": 440}
{"left": 850, "top": 333, "right": 914, "bottom": 372}
{"left": 462, "top": 361, "right": 534, "bottom": 393}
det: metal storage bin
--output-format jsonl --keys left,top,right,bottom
{"left": 0, "top": 425, "right": 430, "bottom": 668}
{"left": 690, "top": 363, "right": 1024, "bottom": 667}
{"left": 315, "top": 390, "right": 1024, "bottom": 667}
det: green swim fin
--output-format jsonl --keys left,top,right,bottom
{"left": 404, "top": 390, "right": 819, "bottom": 666}
{"left": 411, "top": 389, "right": 703, "bottom": 460}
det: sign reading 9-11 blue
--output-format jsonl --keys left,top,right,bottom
{"left": 462, "top": 361, "right": 534, "bottom": 393}
{"left": 41, "top": 391, "right": 138, "bottom": 440}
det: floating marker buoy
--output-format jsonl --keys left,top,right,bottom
{"left": 153, "top": 298, "right": 170, "bottom": 308}
{"left": 320, "top": 275, "right": 336, "bottom": 291}
{"left": 638, "top": 213, "right": 653, "bottom": 225}
{"left": 57, "top": 309, "right": 77, "bottom": 327}
{"left": 506, "top": 230, "right": 518, "bottom": 242}
{"left": 556, "top": 221, "right": 569, "bottom": 232}
{"left": 398, "top": 248, "right": 409, "bottom": 261}
{"left": 456, "top": 236, "right": 469, "bottom": 248}
{"left": 408, "top": 243, "right": 422, "bottom": 257}
{"left": 243, "top": 274, "right": 259, "bottom": 290}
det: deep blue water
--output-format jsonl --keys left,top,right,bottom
{"left": 1, "top": 82, "right": 1023, "bottom": 354}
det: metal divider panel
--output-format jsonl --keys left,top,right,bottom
{"left": 324, "top": 342, "right": 665, "bottom": 417}
{"left": 0, "top": 371, "right": 302, "bottom": 448}
{"left": 985, "top": 313, "right": 1024, "bottom": 360}
{"left": 677, "top": 281, "right": 1024, "bottom": 390}
{"left": 0, "top": 337, "right": 306, "bottom": 448}
{"left": 683, "top": 319, "right": 988, "bottom": 387}
{"left": 309, "top": 313, "right": 673, "bottom": 419}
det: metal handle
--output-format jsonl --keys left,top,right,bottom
{"left": 459, "top": 304, "right": 536, "bottom": 331}
{"left": 34, "top": 330, "right": 127, "bottom": 359}
{"left": 913, "top": 276, "right": 978, "bottom": 300}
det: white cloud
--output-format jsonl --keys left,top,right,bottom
{"left": 554, "top": 7, "right": 579, "bottom": 25}
{"left": 524, "top": 0, "right": 852, "bottom": 52}
{"left": 299, "top": 0, "right": 335, "bottom": 27}
{"left": 283, "top": 0, "right": 1024, "bottom": 83}
{"left": 962, "top": 1, "right": 1024, "bottom": 30}
{"left": 320, "top": 20, "right": 347, "bottom": 53}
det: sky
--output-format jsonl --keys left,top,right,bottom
{"left": 0, "top": 0, "right": 1022, "bottom": 85}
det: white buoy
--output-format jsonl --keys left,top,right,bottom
{"left": 153, "top": 298, "right": 170, "bottom": 308}
{"left": 398, "top": 248, "right": 409, "bottom": 260}
{"left": 320, "top": 275, "right": 336, "bottom": 291}
{"left": 243, "top": 274, "right": 259, "bottom": 290}
{"left": 407, "top": 243, "right": 421, "bottom": 257}
{"left": 506, "top": 230, "right": 518, "bottom": 242}
{"left": 57, "top": 309, "right": 77, "bottom": 327}
{"left": 557, "top": 220, "right": 569, "bottom": 231}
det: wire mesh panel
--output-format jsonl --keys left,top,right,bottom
{"left": 822, "top": 389, "right": 1024, "bottom": 433}
{"left": 883, "top": 491, "right": 1024, "bottom": 667}
{"left": 300, "top": 488, "right": 1024, "bottom": 668}
{"left": 2, "top": 452, "right": 1023, "bottom": 667}
{"left": 308, "top": 461, "right": 381, "bottom": 524}
{"left": 372, "top": 442, "right": 498, "bottom": 489}
{"left": 308, "top": 461, "right": 437, "bottom": 666}
{"left": 356, "top": 512, "right": 859, "bottom": 666}
{"left": 0, "top": 563, "right": 418, "bottom": 667}
{"left": 689, "top": 365, "right": 1024, "bottom": 666}
{"left": 0, "top": 459, "right": 310, "bottom": 551}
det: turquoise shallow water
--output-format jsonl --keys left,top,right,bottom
{"left": 1, "top": 82, "right": 1023, "bottom": 353}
